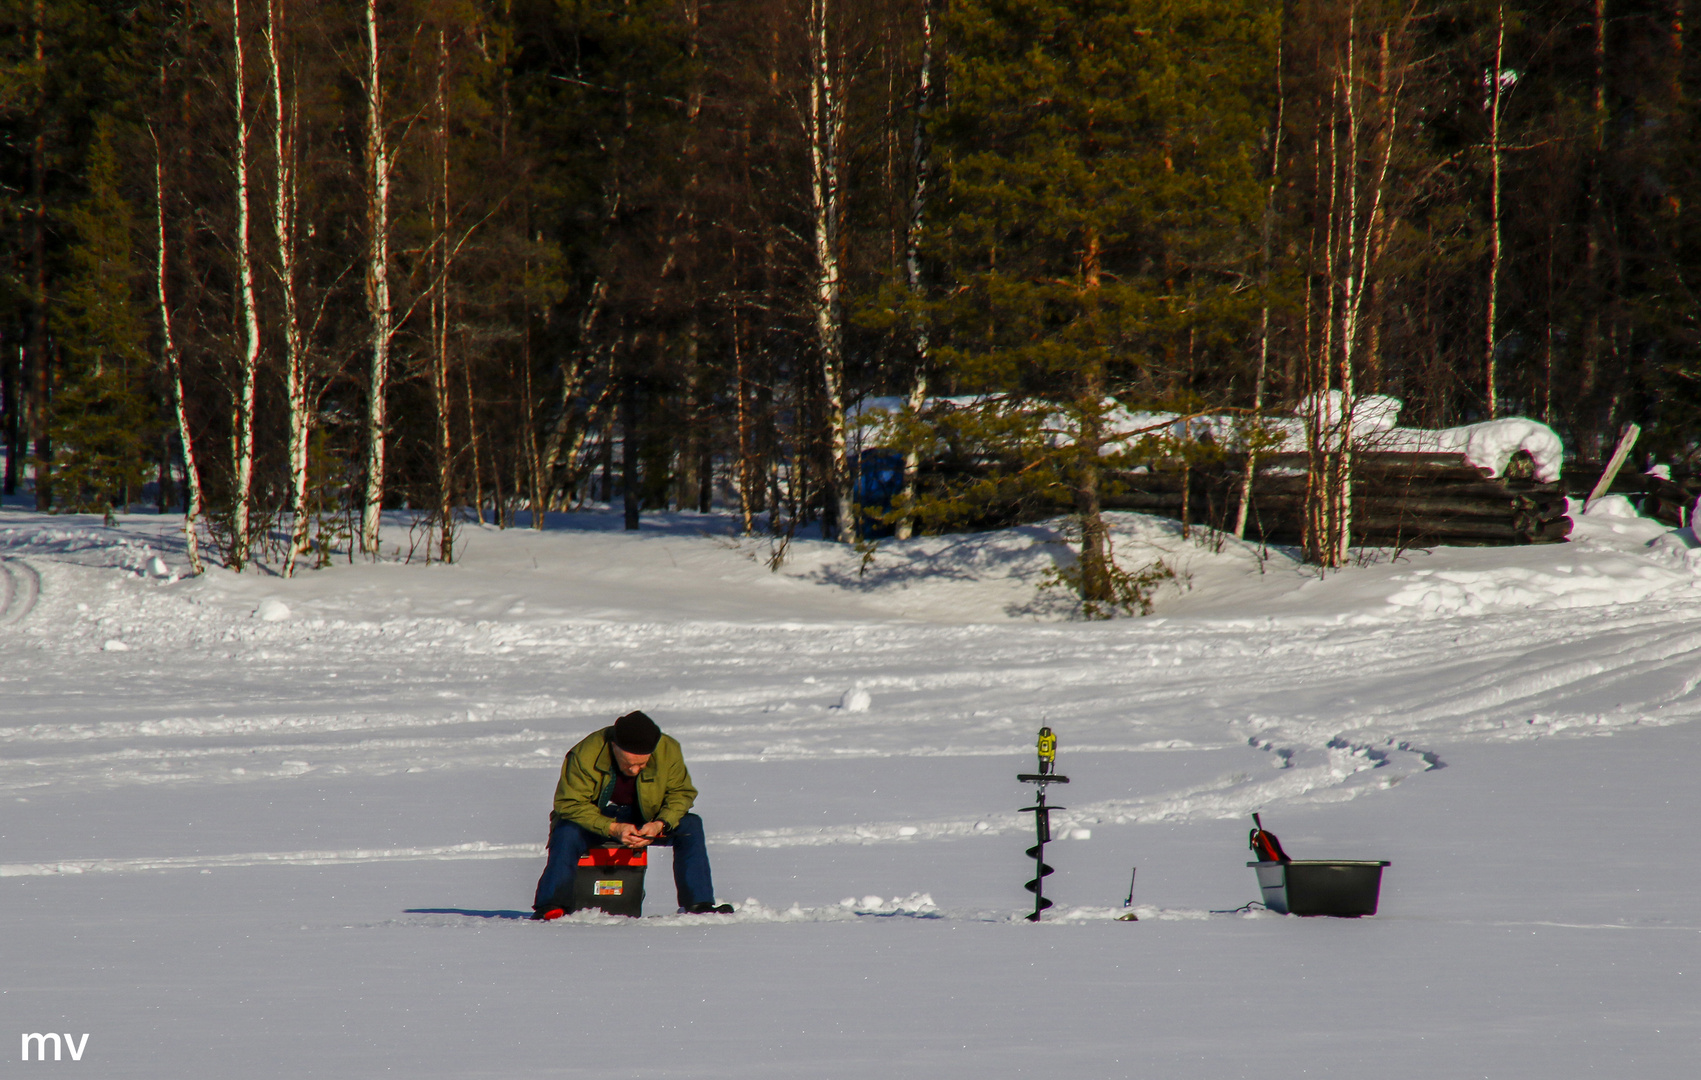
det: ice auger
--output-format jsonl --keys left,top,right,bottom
{"left": 1018, "top": 726, "right": 1070, "bottom": 922}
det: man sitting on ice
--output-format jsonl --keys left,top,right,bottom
{"left": 532, "top": 710, "right": 733, "bottom": 918}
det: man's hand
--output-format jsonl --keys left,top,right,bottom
{"left": 609, "top": 821, "right": 661, "bottom": 848}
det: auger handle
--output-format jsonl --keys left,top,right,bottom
{"left": 1036, "top": 726, "right": 1056, "bottom": 775}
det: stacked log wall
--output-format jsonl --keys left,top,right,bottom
{"left": 1103, "top": 452, "right": 1572, "bottom": 548}
{"left": 906, "top": 450, "right": 1601, "bottom": 547}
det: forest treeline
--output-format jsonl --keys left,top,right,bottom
{"left": 2, "top": 0, "right": 1699, "bottom": 585}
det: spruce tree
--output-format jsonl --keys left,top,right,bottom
{"left": 927, "top": 0, "right": 1273, "bottom": 612}
{"left": 49, "top": 116, "right": 153, "bottom": 520}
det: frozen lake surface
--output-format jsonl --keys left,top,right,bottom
{"left": 3, "top": 501, "right": 1698, "bottom": 1077}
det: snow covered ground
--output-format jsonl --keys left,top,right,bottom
{"left": 4, "top": 498, "right": 1700, "bottom": 1077}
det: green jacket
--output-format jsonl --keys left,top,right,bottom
{"left": 551, "top": 727, "right": 697, "bottom": 838}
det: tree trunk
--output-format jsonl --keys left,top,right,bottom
{"left": 733, "top": 297, "right": 754, "bottom": 534}
{"left": 1484, "top": 1, "right": 1505, "bottom": 417}
{"left": 1075, "top": 230, "right": 1111, "bottom": 606}
{"left": 1235, "top": 31, "right": 1284, "bottom": 540}
{"left": 520, "top": 321, "right": 544, "bottom": 530}
{"left": 463, "top": 356, "right": 486, "bottom": 524}
{"left": 29, "top": 0, "right": 49, "bottom": 511}
{"left": 229, "top": 0, "right": 261, "bottom": 570}
{"left": 360, "top": 0, "right": 393, "bottom": 555}
{"left": 266, "top": 0, "right": 311, "bottom": 576}
{"left": 154, "top": 135, "right": 204, "bottom": 576}
{"left": 894, "top": 0, "right": 935, "bottom": 542}
{"left": 684, "top": 0, "right": 706, "bottom": 515}
{"left": 1580, "top": 0, "right": 1608, "bottom": 439}
{"left": 1074, "top": 376, "right": 1110, "bottom": 606}
{"left": 1302, "top": 3, "right": 1404, "bottom": 567}
{"left": 808, "top": 0, "right": 854, "bottom": 543}
{"left": 431, "top": 28, "right": 456, "bottom": 558}
{"left": 622, "top": 373, "right": 639, "bottom": 530}
{"left": 2, "top": 319, "right": 16, "bottom": 495}
{"left": 538, "top": 274, "right": 607, "bottom": 499}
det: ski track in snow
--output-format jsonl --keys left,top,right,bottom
{"left": 5, "top": 510, "right": 1701, "bottom": 875}
{"left": 0, "top": 741, "right": 1419, "bottom": 879}
{"left": 0, "top": 556, "right": 40, "bottom": 625}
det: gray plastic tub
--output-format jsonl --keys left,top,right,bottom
{"left": 1248, "top": 860, "right": 1390, "bottom": 916}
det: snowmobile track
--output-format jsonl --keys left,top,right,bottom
{"left": 0, "top": 557, "right": 41, "bottom": 625}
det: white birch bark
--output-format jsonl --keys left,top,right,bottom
{"left": 1335, "top": 17, "right": 1360, "bottom": 566}
{"left": 1302, "top": 5, "right": 1406, "bottom": 568}
{"left": 1235, "top": 36, "right": 1283, "bottom": 541}
{"left": 1342, "top": 25, "right": 1403, "bottom": 564}
{"left": 360, "top": 0, "right": 393, "bottom": 555}
{"left": 538, "top": 274, "right": 608, "bottom": 495}
{"left": 1303, "top": 45, "right": 1342, "bottom": 566}
{"left": 808, "top": 0, "right": 853, "bottom": 543}
{"left": 735, "top": 307, "right": 752, "bottom": 534}
{"left": 431, "top": 28, "right": 454, "bottom": 561}
{"left": 153, "top": 135, "right": 204, "bottom": 576}
{"left": 229, "top": 0, "right": 261, "bottom": 570}
{"left": 265, "top": 0, "right": 310, "bottom": 575}
{"left": 893, "top": 0, "right": 934, "bottom": 542}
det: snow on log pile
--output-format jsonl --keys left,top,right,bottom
{"left": 854, "top": 394, "right": 1701, "bottom": 544}
{"left": 1105, "top": 397, "right": 1574, "bottom": 547}
{"left": 1090, "top": 395, "right": 1574, "bottom": 546}
{"left": 854, "top": 394, "right": 1580, "bottom": 547}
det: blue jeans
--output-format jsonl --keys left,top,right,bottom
{"left": 533, "top": 808, "right": 716, "bottom": 913}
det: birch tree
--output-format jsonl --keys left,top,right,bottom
{"left": 429, "top": 25, "right": 454, "bottom": 561}
{"left": 153, "top": 132, "right": 204, "bottom": 575}
{"left": 1234, "top": 34, "right": 1283, "bottom": 541}
{"left": 892, "top": 0, "right": 934, "bottom": 542}
{"left": 805, "top": 0, "right": 854, "bottom": 543}
{"left": 228, "top": 0, "right": 262, "bottom": 570}
{"left": 1483, "top": 0, "right": 1507, "bottom": 418}
{"left": 263, "top": 0, "right": 310, "bottom": 574}
{"left": 1292, "top": 0, "right": 1417, "bottom": 567}
{"left": 360, "top": 0, "right": 394, "bottom": 555}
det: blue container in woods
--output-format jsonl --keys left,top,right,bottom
{"left": 856, "top": 450, "right": 906, "bottom": 538}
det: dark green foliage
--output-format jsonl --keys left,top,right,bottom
{"left": 303, "top": 429, "right": 356, "bottom": 569}
{"left": 47, "top": 117, "right": 153, "bottom": 519}
{"left": 933, "top": 0, "right": 1273, "bottom": 390}
{"left": 1038, "top": 531, "right": 1177, "bottom": 618}
{"left": 3, "top": 0, "right": 1701, "bottom": 587}
{"left": 916, "top": 0, "right": 1273, "bottom": 607}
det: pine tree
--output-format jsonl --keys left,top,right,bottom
{"left": 48, "top": 116, "right": 154, "bottom": 521}
{"left": 927, "top": 0, "right": 1274, "bottom": 610}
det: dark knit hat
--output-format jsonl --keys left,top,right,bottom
{"left": 611, "top": 710, "right": 662, "bottom": 755}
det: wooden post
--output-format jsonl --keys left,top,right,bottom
{"left": 1584, "top": 423, "right": 1641, "bottom": 512}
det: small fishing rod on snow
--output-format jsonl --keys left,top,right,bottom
{"left": 1117, "top": 866, "right": 1138, "bottom": 921}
